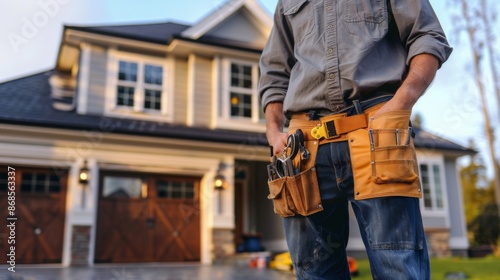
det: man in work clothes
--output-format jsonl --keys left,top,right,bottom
{"left": 259, "top": 0, "right": 452, "bottom": 279}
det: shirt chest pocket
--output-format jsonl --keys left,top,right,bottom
{"left": 342, "top": 0, "right": 387, "bottom": 23}
{"left": 283, "top": 0, "right": 315, "bottom": 46}
{"left": 339, "top": 0, "right": 389, "bottom": 41}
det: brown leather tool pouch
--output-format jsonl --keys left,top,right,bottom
{"left": 267, "top": 132, "right": 323, "bottom": 217}
{"left": 348, "top": 110, "right": 422, "bottom": 200}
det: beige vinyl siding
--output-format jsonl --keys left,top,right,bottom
{"left": 86, "top": 46, "right": 108, "bottom": 115}
{"left": 173, "top": 57, "right": 188, "bottom": 124}
{"left": 191, "top": 56, "right": 212, "bottom": 127}
{"left": 206, "top": 10, "right": 267, "bottom": 47}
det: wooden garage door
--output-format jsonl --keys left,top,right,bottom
{"left": 0, "top": 167, "right": 67, "bottom": 264}
{"left": 94, "top": 172, "right": 200, "bottom": 263}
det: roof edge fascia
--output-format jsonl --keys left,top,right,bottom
{"left": 181, "top": 0, "right": 272, "bottom": 39}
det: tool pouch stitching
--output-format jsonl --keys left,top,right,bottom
{"left": 370, "top": 131, "right": 419, "bottom": 184}
{"left": 349, "top": 110, "right": 422, "bottom": 200}
{"left": 267, "top": 138, "right": 323, "bottom": 218}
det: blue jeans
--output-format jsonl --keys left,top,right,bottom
{"left": 283, "top": 141, "right": 430, "bottom": 280}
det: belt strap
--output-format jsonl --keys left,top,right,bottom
{"left": 311, "top": 113, "right": 368, "bottom": 140}
{"left": 290, "top": 102, "right": 386, "bottom": 141}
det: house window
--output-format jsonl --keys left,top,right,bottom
{"left": 420, "top": 163, "right": 445, "bottom": 210}
{"left": 221, "top": 60, "right": 264, "bottom": 124}
{"left": 230, "top": 63, "right": 253, "bottom": 118}
{"left": 115, "top": 59, "right": 164, "bottom": 112}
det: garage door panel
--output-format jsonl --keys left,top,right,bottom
{"left": 95, "top": 173, "right": 201, "bottom": 263}
{"left": 95, "top": 199, "right": 150, "bottom": 263}
{"left": 0, "top": 167, "right": 67, "bottom": 264}
{"left": 153, "top": 202, "right": 200, "bottom": 261}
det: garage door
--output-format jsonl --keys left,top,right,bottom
{"left": 94, "top": 172, "right": 201, "bottom": 263}
{"left": 0, "top": 166, "right": 67, "bottom": 264}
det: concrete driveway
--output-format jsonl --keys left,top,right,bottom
{"left": 0, "top": 263, "right": 296, "bottom": 280}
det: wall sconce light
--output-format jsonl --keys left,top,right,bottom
{"left": 214, "top": 173, "right": 226, "bottom": 191}
{"left": 214, "top": 162, "right": 230, "bottom": 191}
{"left": 79, "top": 161, "right": 89, "bottom": 185}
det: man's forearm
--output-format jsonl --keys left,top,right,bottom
{"left": 265, "top": 102, "right": 285, "bottom": 137}
{"left": 393, "top": 53, "right": 440, "bottom": 109}
{"left": 265, "top": 102, "right": 288, "bottom": 155}
{"left": 374, "top": 53, "right": 440, "bottom": 115}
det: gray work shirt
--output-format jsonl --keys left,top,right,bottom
{"left": 259, "top": 0, "right": 452, "bottom": 115}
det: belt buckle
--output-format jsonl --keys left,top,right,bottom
{"left": 311, "top": 119, "right": 340, "bottom": 140}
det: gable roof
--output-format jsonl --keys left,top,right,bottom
{"left": 64, "top": 0, "right": 272, "bottom": 51}
{"left": 181, "top": 0, "right": 273, "bottom": 39}
{"left": 0, "top": 72, "right": 475, "bottom": 156}
{"left": 412, "top": 127, "right": 476, "bottom": 156}
{"left": 66, "top": 22, "right": 190, "bottom": 45}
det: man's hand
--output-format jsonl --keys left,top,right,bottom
{"left": 265, "top": 102, "right": 288, "bottom": 155}
{"left": 373, "top": 53, "right": 439, "bottom": 117}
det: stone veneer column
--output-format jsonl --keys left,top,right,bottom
{"left": 426, "top": 229, "right": 451, "bottom": 257}
{"left": 71, "top": 225, "right": 91, "bottom": 266}
{"left": 212, "top": 228, "right": 235, "bottom": 259}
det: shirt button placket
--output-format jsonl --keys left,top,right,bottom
{"left": 324, "top": 0, "right": 341, "bottom": 109}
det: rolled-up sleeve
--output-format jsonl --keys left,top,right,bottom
{"left": 390, "top": 0, "right": 453, "bottom": 67}
{"left": 258, "top": 1, "right": 296, "bottom": 112}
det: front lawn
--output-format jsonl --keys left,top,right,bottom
{"left": 353, "top": 257, "right": 500, "bottom": 279}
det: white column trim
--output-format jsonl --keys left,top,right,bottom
{"left": 187, "top": 54, "right": 196, "bottom": 126}
{"left": 76, "top": 43, "right": 91, "bottom": 115}
{"left": 449, "top": 237, "right": 469, "bottom": 249}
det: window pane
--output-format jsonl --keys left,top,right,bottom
{"left": 117, "top": 86, "right": 135, "bottom": 107}
{"left": 21, "top": 173, "right": 33, "bottom": 193}
{"left": 230, "top": 92, "right": 252, "bottom": 118}
{"left": 231, "top": 63, "right": 252, "bottom": 89}
{"left": 49, "top": 175, "right": 61, "bottom": 193}
{"left": 144, "top": 65, "right": 163, "bottom": 85}
{"left": 172, "top": 182, "right": 182, "bottom": 198}
{"left": 156, "top": 180, "right": 194, "bottom": 199}
{"left": 103, "top": 176, "right": 144, "bottom": 198}
{"left": 433, "top": 165, "right": 444, "bottom": 208}
{"left": 118, "top": 61, "right": 138, "bottom": 82}
{"left": 144, "top": 89, "right": 162, "bottom": 110}
{"left": 0, "top": 173, "right": 7, "bottom": 192}
{"left": 420, "top": 164, "right": 432, "bottom": 208}
{"left": 34, "top": 173, "right": 48, "bottom": 193}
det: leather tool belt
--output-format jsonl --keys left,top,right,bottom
{"left": 266, "top": 102, "right": 422, "bottom": 218}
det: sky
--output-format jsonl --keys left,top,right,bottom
{"left": 0, "top": 0, "right": 498, "bottom": 176}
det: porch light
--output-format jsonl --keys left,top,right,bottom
{"left": 214, "top": 173, "right": 226, "bottom": 190}
{"left": 79, "top": 161, "right": 90, "bottom": 185}
{"left": 214, "top": 162, "right": 230, "bottom": 190}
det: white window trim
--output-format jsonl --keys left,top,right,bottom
{"left": 214, "top": 57, "right": 265, "bottom": 132}
{"left": 418, "top": 156, "right": 449, "bottom": 216}
{"left": 104, "top": 49, "right": 174, "bottom": 122}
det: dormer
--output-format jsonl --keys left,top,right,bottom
{"left": 51, "top": 0, "right": 273, "bottom": 133}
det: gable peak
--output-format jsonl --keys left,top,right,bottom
{"left": 181, "top": 0, "right": 272, "bottom": 40}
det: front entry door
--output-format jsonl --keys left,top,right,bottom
{"left": 94, "top": 172, "right": 200, "bottom": 263}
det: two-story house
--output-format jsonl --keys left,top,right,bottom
{"left": 0, "top": 0, "right": 473, "bottom": 266}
